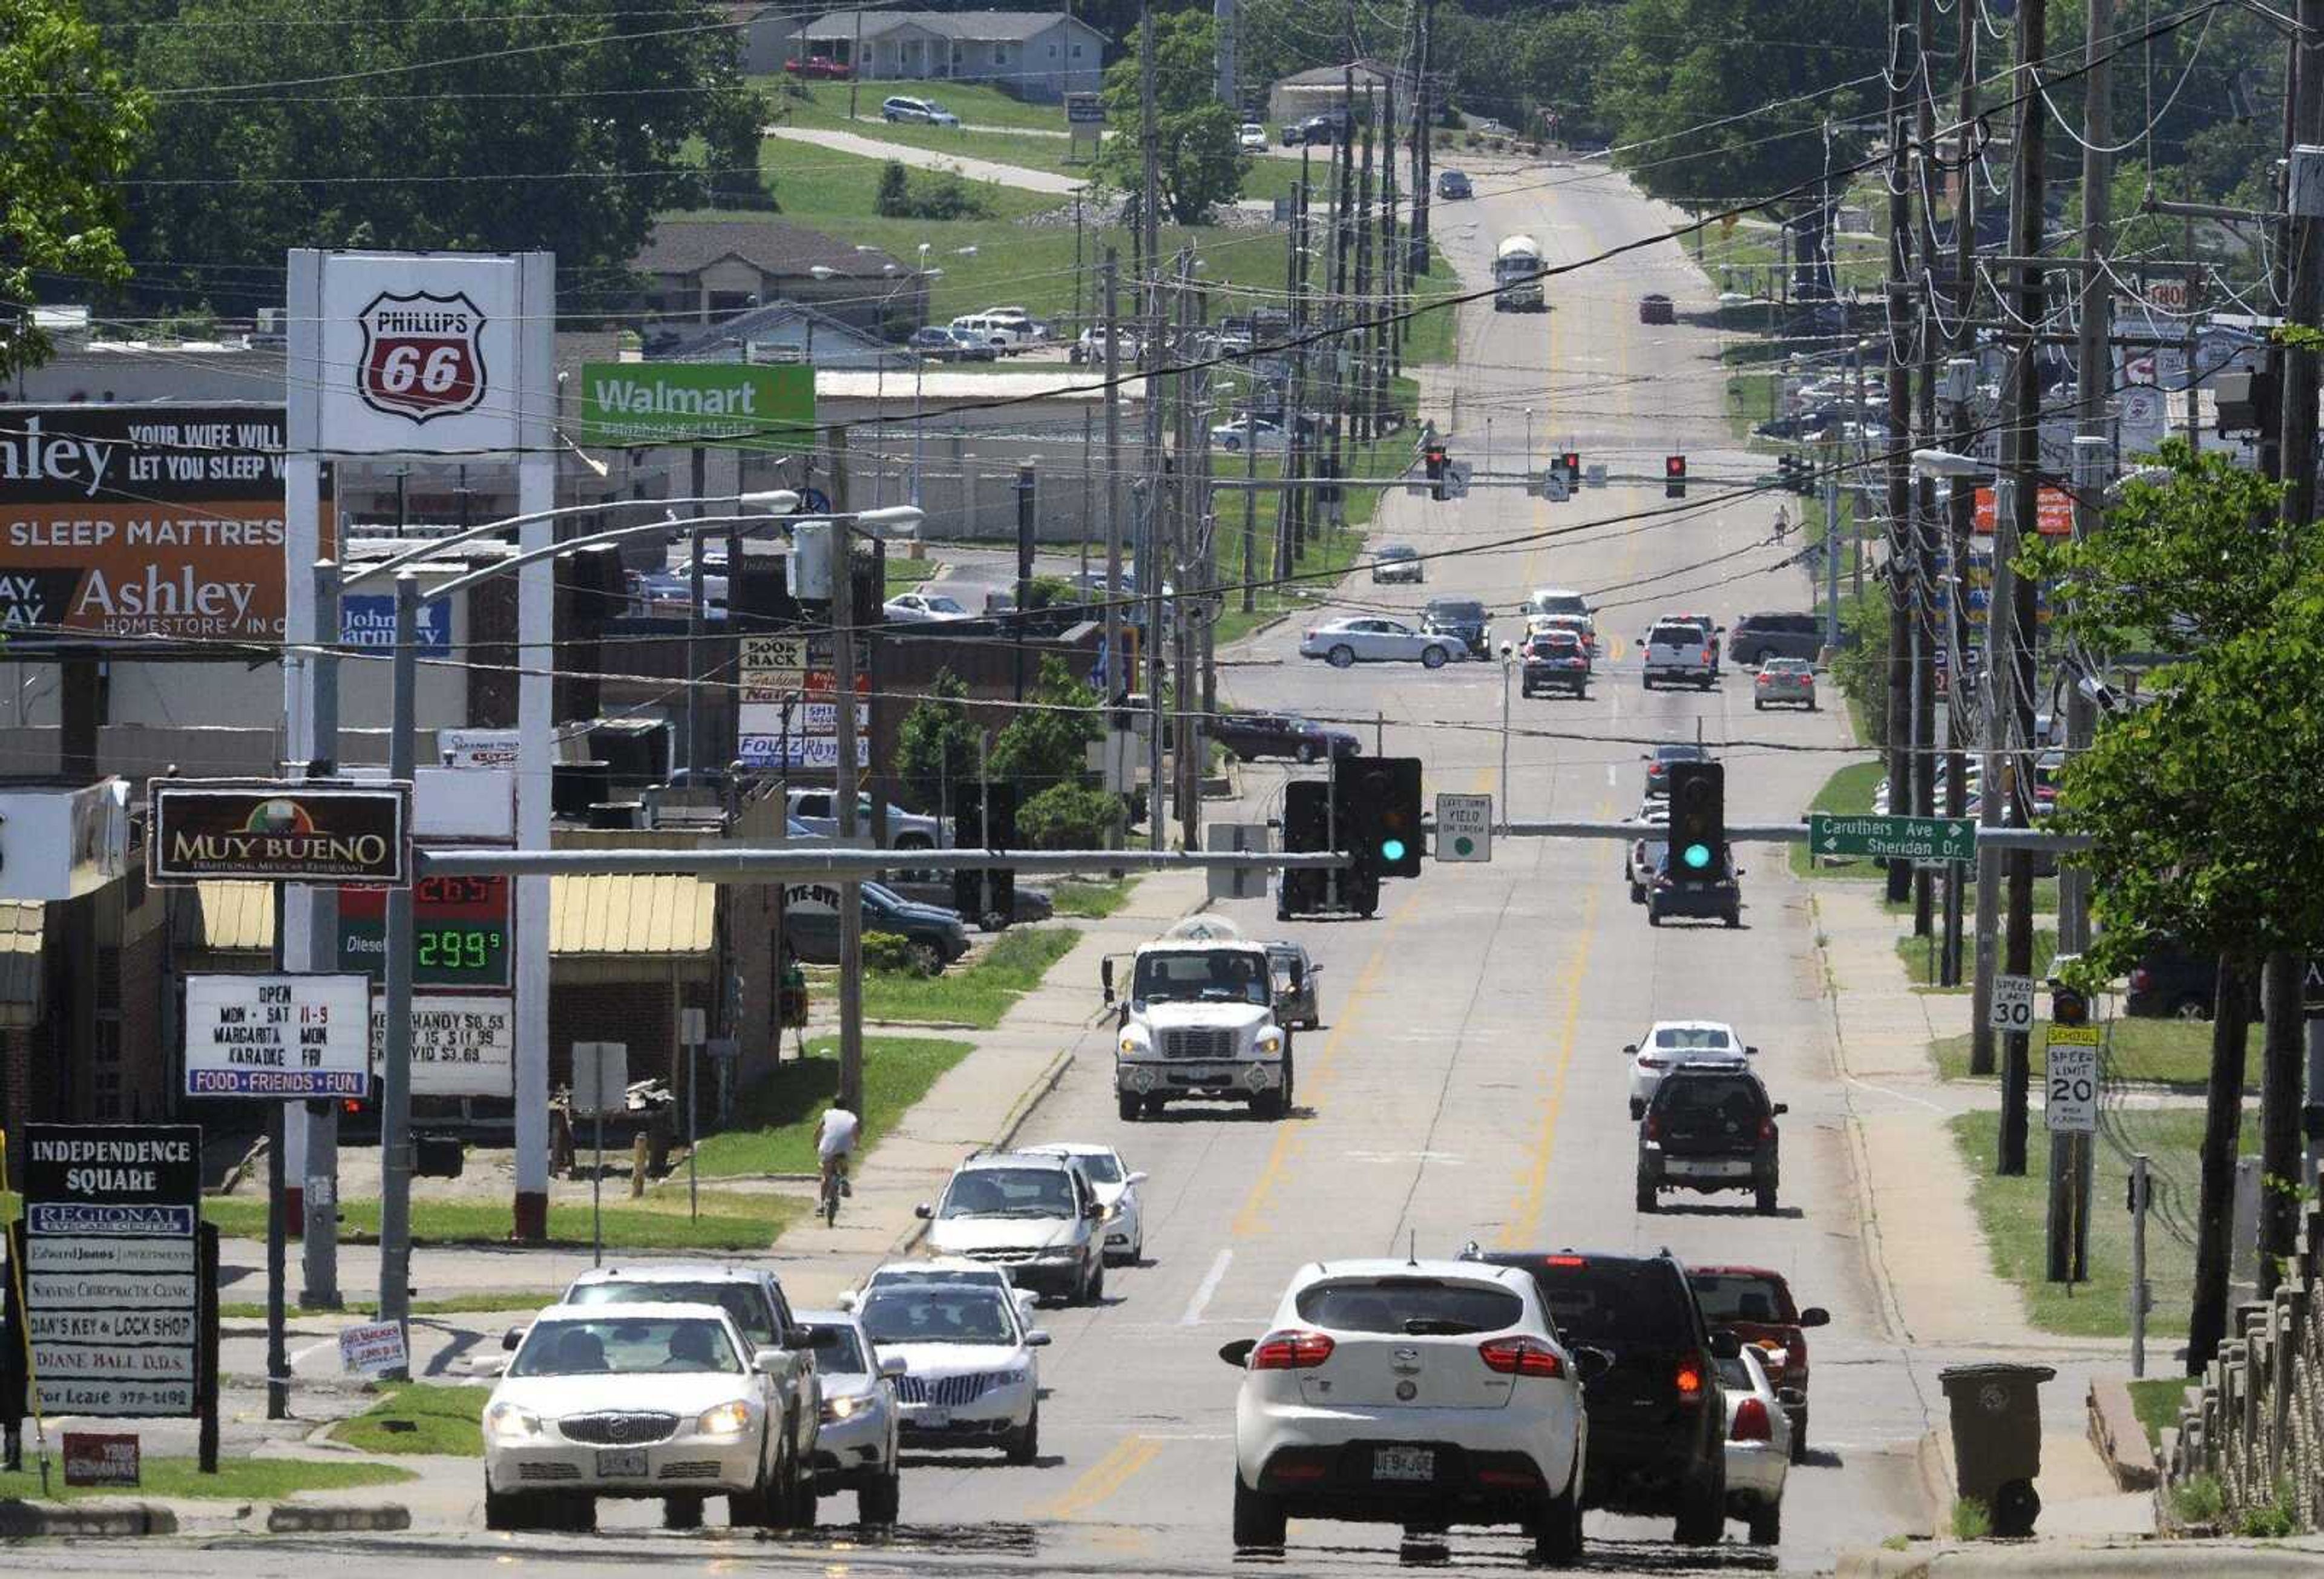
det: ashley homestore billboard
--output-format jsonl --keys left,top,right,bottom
{"left": 0, "top": 404, "right": 317, "bottom": 649}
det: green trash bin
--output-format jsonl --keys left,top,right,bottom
{"left": 1937, "top": 1362, "right": 2056, "bottom": 1536}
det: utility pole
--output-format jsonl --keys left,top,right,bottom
{"left": 1284, "top": 163, "right": 1311, "bottom": 573}
{"left": 1410, "top": 0, "right": 1434, "bottom": 283}
{"left": 1990, "top": 0, "right": 2047, "bottom": 1178}
{"left": 1213, "top": 0, "right": 1236, "bottom": 107}
{"left": 1910, "top": 0, "right": 1942, "bottom": 942}
{"left": 1380, "top": 77, "right": 1402, "bottom": 387}
{"left": 1882, "top": 0, "right": 1917, "bottom": 910}
{"left": 1948, "top": 0, "right": 1980, "bottom": 1005}
{"left": 832, "top": 513, "right": 864, "bottom": 1115}
{"left": 1139, "top": 0, "right": 1165, "bottom": 851}
{"left": 1353, "top": 96, "right": 1376, "bottom": 442}
{"left": 1326, "top": 54, "right": 1355, "bottom": 519}
{"left": 1102, "top": 249, "right": 1126, "bottom": 844}
{"left": 1175, "top": 252, "right": 1200, "bottom": 850}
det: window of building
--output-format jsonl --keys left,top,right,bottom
{"left": 993, "top": 44, "right": 1006, "bottom": 64}
{"left": 1072, "top": 44, "right": 1083, "bottom": 56}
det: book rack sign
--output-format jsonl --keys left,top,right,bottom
{"left": 20, "top": 1124, "right": 202, "bottom": 1417}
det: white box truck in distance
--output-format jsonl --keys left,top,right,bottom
{"left": 1494, "top": 235, "right": 1546, "bottom": 311}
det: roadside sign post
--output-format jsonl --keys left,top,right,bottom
{"left": 1434, "top": 793, "right": 1492, "bottom": 862}
{"left": 572, "top": 1043, "right": 629, "bottom": 1267}
{"left": 2044, "top": 1026, "right": 2100, "bottom": 1133}
{"left": 2128, "top": 1153, "right": 2152, "bottom": 1376}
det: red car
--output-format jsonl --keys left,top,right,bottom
{"left": 1687, "top": 1265, "right": 1828, "bottom": 1463}
{"left": 785, "top": 54, "right": 852, "bottom": 79}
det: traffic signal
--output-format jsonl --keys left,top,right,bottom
{"left": 950, "top": 781, "right": 1018, "bottom": 922}
{"left": 1560, "top": 450, "right": 1581, "bottom": 484}
{"left": 1666, "top": 761, "right": 1724, "bottom": 879}
{"left": 2050, "top": 983, "right": 2089, "bottom": 1027}
{"left": 1665, "top": 454, "right": 1688, "bottom": 499}
{"left": 1336, "top": 755, "right": 1423, "bottom": 878}
{"left": 1425, "top": 442, "right": 1449, "bottom": 501}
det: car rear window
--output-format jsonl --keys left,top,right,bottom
{"left": 1430, "top": 601, "right": 1485, "bottom": 620}
{"left": 1294, "top": 1276, "right": 1524, "bottom": 1336}
{"left": 1652, "top": 1026, "right": 1733, "bottom": 1050}
{"left": 1690, "top": 1272, "right": 1794, "bottom": 1325}
{"left": 1512, "top": 1258, "right": 1692, "bottom": 1347}
{"left": 1649, "top": 625, "right": 1702, "bottom": 646}
{"left": 1653, "top": 1075, "right": 1766, "bottom": 1118}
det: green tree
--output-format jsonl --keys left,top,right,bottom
{"left": 703, "top": 85, "right": 776, "bottom": 211}
{"left": 893, "top": 670, "right": 981, "bottom": 816}
{"left": 874, "top": 159, "right": 911, "bottom": 217}
{"left": 1091, "top": 9, "right": 1246, "bottom": 224}
{"left": 989, "top": 655, "right": 1101, "bottom": 796}
{"left": 1017, "top": 782, "right": 1126, "bottom": 850}
{"left": 0, "top": 0, "right": 146, "bottom": 376}
{"left": 119, "top": 0, "right": 756, "bottom": 312}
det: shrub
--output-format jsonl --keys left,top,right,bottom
{"left": 1019, "top": 783, "right": 1127, "bottom": 849}
{"left": 873, "top": 160, "right": 993, "bottom": 221}
{"left": 2172, "top": 1472, "right": 2224, "bottom": 1525}
{"left": 861, "top": 930, "right": 928, "bottom": 976}
{"left": 873, "top": 159, "right": 911, "bottom": 217}
{"left": 1949, "top": 1497, "right": 1990, "bottom": 1540}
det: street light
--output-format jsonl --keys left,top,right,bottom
{"left": 1498, "top": 640, "right": 1515, "bottom": 834}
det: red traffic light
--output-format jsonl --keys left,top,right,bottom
{"left": 1560, "top": 450, "right": 1580, "bottom": 476}
{"left": 1666, "top": 455, "right": 1686, "bottom": 478}
{"left": 1665, "top": 454, "right": 1687, "bottom": 499}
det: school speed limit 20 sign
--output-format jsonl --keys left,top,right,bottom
{"left": 2044, "top": 1025, "right": 2101, "bottom": 1132}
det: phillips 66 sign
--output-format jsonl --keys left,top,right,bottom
{"left": 355, "top": 291, "right": 488, "bottom": 422}
{"left": 316, "top": 254, "right": 521, "bottom": 453}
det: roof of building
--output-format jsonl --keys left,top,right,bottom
{"left": 635, "top": 218, "right": 904, "bottom": 281}
{"left": 0, "top": 902, "right": 41, "bottom": 1028}
{"left": 796, "top": 9, "right": 1103, "bottom": 42}
{"left": 195, "top": 876, "right": 714, "bottom": 957}
{"left": 661, "top": 300, "right": 905, "bottom": 363}
{"left": 1273, "top": 59, "right": 1396, "bottom": 88}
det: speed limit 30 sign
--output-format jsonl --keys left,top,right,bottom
{"left": 2044, "top": 1025, "right": 2101, "bottom": 1132}
{"left": 1990, "top": 973, "right": 2035, "bottom": 1032}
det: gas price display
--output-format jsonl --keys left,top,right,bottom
{"left": 338, "top": 875, "right": 511, "bottom": 988}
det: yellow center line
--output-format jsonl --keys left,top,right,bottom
{"left": 1040, "top": 1433, "right": 1164, "bottom": 1522}
{"left": 1502, "top": 886, "right": 1600, "bottom": 1248}
{"left": 1230, "top": 885, "right": 1420, "bottom": 1239}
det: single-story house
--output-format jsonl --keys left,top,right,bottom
{"left": 1267, "top": 60, "right": 1397, "bottom": 126}
{"left": 633, "top": 218, "right": 926, "bottom": 339}
{"left": 655, "top": 300, "right": 916, "bottom": 370}
{"left": 789, "top": 10, "right": 1107, "bottom": 102}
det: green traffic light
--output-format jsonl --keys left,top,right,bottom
{"left": 1682, "top": 842, "right": 1712, "bottom": 870}
{"left": 1381, "top": 838, "right": 1407, "bottom": 864}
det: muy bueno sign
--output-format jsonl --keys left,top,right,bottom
{"left": 149, "top": 780, "right": 412, "bottom": 886}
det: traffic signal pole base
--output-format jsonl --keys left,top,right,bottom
{"left": 513, "top": 1191, "right": 549, "bottom": 1243}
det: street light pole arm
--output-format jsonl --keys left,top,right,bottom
{"left": 342, "top": 493, "right": 792, "bottom": 591}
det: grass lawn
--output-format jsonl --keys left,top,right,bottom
{"left": 1209, "top": 430, "right": 1414, "bottom": 649}
{"left": 328, "top": 1383, "right": 488, "bottom": 1457}
{"left": 761, "top": 78, "right": 1079, "bottom": 133}
{"left": 1899, "top": 927, "right": 2056, "bottom": 993}
{"left": 864, "top": 925, "right": 1080, "bottom": 1028}
{"left": 221, "top": 1290, "right": 554, "bottom": 1321}
{"left": 2127, "top": 1376, "right": 2192, "bottom": 1450}
{"left": 884, "top": 556, "right": 942, "bottom": 591}
{"left": 692, "top": 1034, "right": 973, "bottom": 1177}
{"left": 1790, "top": 760, "right": 1886, "bottom": 879}
{"left": 0, "top": 1457, "right": 412, "bottom": 1502}
{"left": 1049, "top": 877, "right": 1135, "bottom": 918}
{"left": 203, "top": 1192, "right": 799, "bottom": 1252}
{"left": 1950, "top": 1106, "right": 2254, "bottom": 1340}
{"left": 1929, "top": 1016, "right": 2234, "bottom": 1090}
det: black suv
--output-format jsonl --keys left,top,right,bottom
{"left": 1462, "top": 1246, "right": 1735, "bottom": 1545}
{"left": 1420, "top": 597, "right": 1491, "bottom": 658}
{"left": 1728, "top": 611, "right": 1822, "bottom": 666}
{"left": 1645, "top": 842, "right": 1743, "bottom": 928}
{"left": 1638, "top": 1068, "right": 1784, "bottom": 1213}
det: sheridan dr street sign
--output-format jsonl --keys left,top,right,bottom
{"left": 1808, "top": 812, "right": 1977, "bottom": 863}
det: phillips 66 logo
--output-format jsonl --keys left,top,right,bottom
{"left": 356, "top": 290, "right": 488, "bottom": 422}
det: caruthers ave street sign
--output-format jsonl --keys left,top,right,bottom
{"left": 1808, "top": 812, "right": 1977, "bottom": 862}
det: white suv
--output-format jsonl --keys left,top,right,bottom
{"left": 916, "top": 1150, "right": 1107, "bottom": 1304}
{"left": 1642, "top": 620, "right": 1718, "bottom": 690}
{"left": 881, "top": 94, "right": 958, "bottom": 126}
{"left": 852, "top": 1277, "right": 1049, "bottom": 1462}
{"left": 1223, "top": 1258, "right": 1597, "bottom": 1561}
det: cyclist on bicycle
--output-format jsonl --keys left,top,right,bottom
{"left": 816, "top": 1101, "right": 861, "bottom": 1205}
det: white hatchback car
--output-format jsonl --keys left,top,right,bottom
{"left": 854, "top": 1279, "right": 1049, "bottom": 1463}
{"left": 1626, "top": 1020, "right": 1755, "bottom": 1120}
{"left": 1719, "top": 1345, "right": 1794, "bottom": 1545}
{"left": 1223, "top": 1258, "right": 1597, "bottom": 1563}
{"left": 481, "top": 1302, "right": 804, "bottom": 1532}
{"left": 1023, "top": 1142, "right": 1147, "bottom": 1264}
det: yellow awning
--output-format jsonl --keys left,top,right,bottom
{"left": 194, "top": 876, "right": 713, "bottom": 957}
{"left": 0, "top": 901, "right": 41, "bottom": 1026}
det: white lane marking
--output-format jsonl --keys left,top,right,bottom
{"left": 1606, "top": 765, "right": 1616, "bottom": 788}
{"left": 1180, "top": 1248, "right": 1233, "bottom": 1327}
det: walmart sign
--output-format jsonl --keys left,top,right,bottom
{"left": 577, "top": 363, "right": 815, "bottom": 449}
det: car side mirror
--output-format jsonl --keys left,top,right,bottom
{"left": 1623, "top": 1043, "right": 1638, "bottom": 1055}
{"left": 836, "top": 1292, "right": 859, "bottom": 1311}
{"left": 466, "top": 1353, "right": 509, "bottom": 1377}
{"left": 1125, "top": 1171, "right": 1149, "bottom": 1186}
{"left": 1218, "top": 1337, "right": 1257, "bottom": 1368}
{"left": 1709, "top": 1330, "right": 1743, "bottom": 1361}
{"left": 1745, "top": 1045, "right": 1761, "bottom": 1056}
{"left": 753, "top": 1348, "right": 786, "bottom": 1374}
{"left": 1025, "top": 1328, "right": 1053, "bottom": 1348}
{"left": 914, "top": 1203, "right": 933, "bottom": 1219}
{"left": 1308, "top": 963, "right": 1324, "bottom": 975}
{"left": 1777, "top": 1387, "right": 1807, "bottom": 1409}
{"left": 785, "top": 1325, "right": 814, "bottom": 1348}
{"left": 879, "top": 1354, "right": 909, "bottom": 1378}
{"left": 1085, "top": 1201, "right": 1106, "bottom": 1220}
{"left": 1773, "top": 1102, "right": 1788, "bottom": 1115}
{"left": 1574, "top": 1346, "right": 1614, "bottom": 1382}
{"left": 1798, "top": 1307, "right": 1831, "bottom": 1328}
{"left": 1100, "top": 958, "right": 1115, "bottom": 1005}
{"left": 502, "top": 1325, "right": 527, "bottom": 1352}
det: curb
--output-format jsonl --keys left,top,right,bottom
{"left": 265, "top": 1502, "right": 412, "bottom": 1533}
{"left": 1835, "top": 1547, "right": 1934, "bottom": 1579}
{"left": 0, "top": 1498, "right": 179, "bottom": 1537}
{"left": 2086, "top": 1377, "right": 2161, "bottom": 1491}
{"left": 1916, "top": 1426, "right": 1957, "bottom": 1534}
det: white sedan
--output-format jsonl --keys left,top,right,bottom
{"left": 1626, "top": 1019, "right": 1756, "bottom": 1120}
{"left": 480, "top": 1302, "right": 803, "bottom": 1532}
{"left": 1720, "top": 1345, "right": 1794, "bottom": 1545}
{"left": 1223, "top": 1258, "right": 1597, "bottom": 1562}
{"left": 1023, "top": 1141, "right": 1148, "bottom": 1264}
{"left": 1211, "top": 416, "right": 1287, "bottom": 453}
{"left": 883, "top": 590, "right": 976, "bottom": 623}
{"left": 1299, "top": 617, "right": 1463, "bottom": 670}
{"left": 839, "top": 1256, "right": 1040, "bottom": 1325}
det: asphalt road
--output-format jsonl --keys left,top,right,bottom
{"left": 81, "top": 163, "right": 1923, "bottom": 1576}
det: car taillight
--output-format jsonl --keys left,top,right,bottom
{"left": 2129, "top": 967, "right": 2153, "bottom": 994}
{"left": 1759, "top": 1116, "right": 1777, "bottom": 1140}
{"left": 1479, "top": 1337, "right": 1566, "bottom": 1377}
{"left": 1251, "top": 1330, "right": 1335, "bottom": 1370}
{"left": 1732, "top": 1397, "right": 1772, "bottom": 1442}
{"left": 1543, "top": 1255, "right": 1586, "bottom": 1267}
{"left": 1756, "top": 674, "right": 1769, "bottom": 686}
{"left": 1638, "top": 1054, "right": 1670, "bottom": 1070}
{"left": 1643, "top": 1112, "right": 1662, "bottom": 1141}
{"left": 1675, "top": 1356, "right": 1706, "bottom": 1405}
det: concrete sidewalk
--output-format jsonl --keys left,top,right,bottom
{"left": 1814, "top": 878, "right": 2153, "bottom": 1543}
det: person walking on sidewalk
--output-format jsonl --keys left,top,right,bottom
{"left": 816, "top": 1101, "right": 860, "bottom": 1224}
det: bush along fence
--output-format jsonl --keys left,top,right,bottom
{"left": 2167, "top": 1190, "right": 2324, "bottom": 1535}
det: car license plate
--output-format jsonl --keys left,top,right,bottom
{"left": 594, "top": 1449, "right": 648, "bottom": 1478}
{"left": 1683, "top": 1158, "right": 1753, "bottom": 1177}
{"left": 906, "top": 1405, "right": 951, "bottom": 1429}
{"left": 1373, "top": 1446, "right": 1434, "bottom": 1482}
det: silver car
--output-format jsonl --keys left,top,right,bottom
{"left": 1370, "top": 543, "right": 1424, "bottom": 583}
{"left": 798, "top": 1308, "right": 905, "bottom": 1525}
{"left": 1719, "top": 1345, "right": 1795, "bottom": 1546}
{"left": 1267, "top": 941, "right": 1322, "bottom": 1029}
{"left": 1753, "top": 657, "right": 1817, "bottom": 711}
{"left": 1299, "top": 616, "right": 1461, "bottom": 669}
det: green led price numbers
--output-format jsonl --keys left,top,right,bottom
{"left": 414, "top": 925, "right": 504, "bottom": 976}
{"left": 337, "top": 875, "right": 513, "bottom": 988}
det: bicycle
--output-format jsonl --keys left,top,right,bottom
{"left": 819, "top": 1154, "right": 849, "bottom": 1227}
